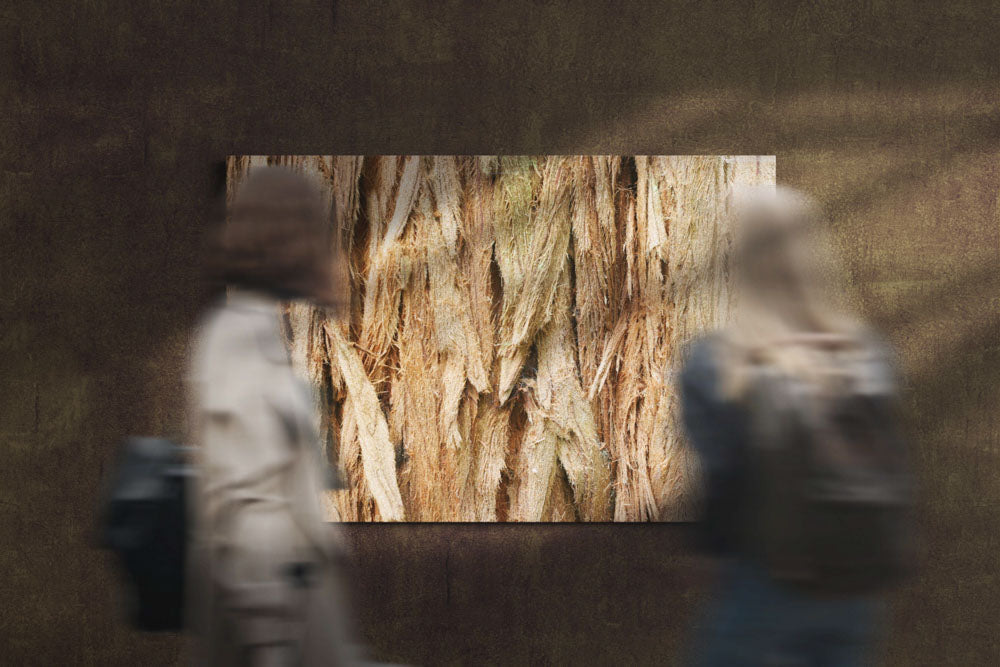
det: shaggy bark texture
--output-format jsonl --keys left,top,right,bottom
{"left": 226, "top": 155, "right": 774, "bottom": 521}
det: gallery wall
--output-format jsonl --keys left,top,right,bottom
{"left": 1, "top": 2, "right": 997, "bottom": 664}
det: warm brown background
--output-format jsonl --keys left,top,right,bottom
{"left": 1, "top": 2, "right": 997, "bottom": 664}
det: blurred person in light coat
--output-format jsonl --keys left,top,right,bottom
{"left": 186, "top": 166, "right": 360, "bottom": 666}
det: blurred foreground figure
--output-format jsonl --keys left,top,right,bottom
{"left": 187, "top": 167, "right": 360, "bottom": 665}
{"left": 681, "top": 187, "right": 913, "bottom": 666}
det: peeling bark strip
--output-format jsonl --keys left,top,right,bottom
{"left": 225, "top": 155, "right": 775, "bottom": 521}
{"left": 325, "top": 324, "right": 406, "bottom": 521}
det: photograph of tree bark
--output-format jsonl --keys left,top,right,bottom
{"left": 227, "top": 155, "right": 775, "bottom": 521}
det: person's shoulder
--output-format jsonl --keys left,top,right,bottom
{"left": 684, "top": 331, "right": 727, "bottom": 366}
{"left": 195, "top": 300, "right": 259, "bottom": 355}
{"left": 188, "top": 301, "right": 279, "bottom": 410}
{"left": 189, "top": 298, "right": 280, "bottom": 383}
{"left": 866, "top": 329, "right": 898, "bottom": 364}
{"left": 853, "top": 326, "right": 902, "bottom": 392}
{"left": 680, "top": 331, "right": 726, "bottom": 386}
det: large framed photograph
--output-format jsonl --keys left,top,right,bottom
{"left": 227, "top": 155, "right": 775, "bottom": 521}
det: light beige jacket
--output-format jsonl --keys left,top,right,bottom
{"left": 187, "top": 291, "right": 358, "bottom": 666}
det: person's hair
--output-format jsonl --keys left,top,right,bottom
{"left": 719, "top": 186, "right": 868, "bottom": 398}
{"left": 214, "top": 166, "right": 342, "bottom": 308}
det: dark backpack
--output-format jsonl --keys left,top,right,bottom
{"left": 99, "top": 437, "right": 193, "bottom": 631}
{"left": 741, "top": 340, "right": 914, "bottom": 594}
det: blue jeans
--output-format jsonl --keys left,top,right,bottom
{"left": 690, "top": 560, "right": 882, "bottom": 666}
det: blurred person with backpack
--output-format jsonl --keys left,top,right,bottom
{"left": 681, "top": 187, "right": 914, "bottom": 666}
{"left": 186, "top": 166, "right": 360, "bottom": 666}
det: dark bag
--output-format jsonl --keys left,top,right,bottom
{"left": 99, "top": 437, "right": 193, "bottom": 631}
{"left": 742, "top": 340, "right": 914, "bottom": 594}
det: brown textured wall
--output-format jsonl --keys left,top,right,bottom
{"left": 1, "top": 1, "right": 997, "bottom": 664}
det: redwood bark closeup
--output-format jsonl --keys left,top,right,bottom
{"left": 227, "top": 155, "right": 775, "bottom": 521}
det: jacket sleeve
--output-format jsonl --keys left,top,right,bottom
{"left": 680, "top": 338, "right": 747, "bottom": 555}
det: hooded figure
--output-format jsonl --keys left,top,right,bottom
{"left": 187, "top": 166, "right": 360, "bottom": 665}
